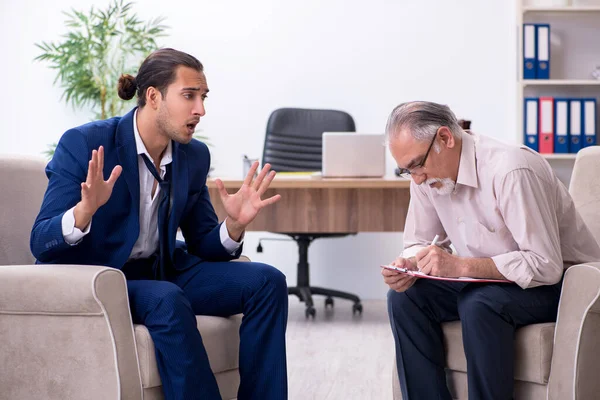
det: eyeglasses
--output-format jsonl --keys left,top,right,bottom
{"left": 396, "top": 131, "right": 437, "bottom": 178}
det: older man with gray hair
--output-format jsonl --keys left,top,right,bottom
{"left": 382, "top": 101, "right": 600, "bottom": 400}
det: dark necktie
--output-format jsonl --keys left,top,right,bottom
{"left": 141, "top": 154, "right": 172, "bottom": 280}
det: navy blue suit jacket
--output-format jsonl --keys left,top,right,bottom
{"left": 31, "top": 108, "right": 241, "bottom": 270}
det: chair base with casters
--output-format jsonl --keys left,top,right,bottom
{"left": 285, "top": 233, "right": 362, "bottom": 319}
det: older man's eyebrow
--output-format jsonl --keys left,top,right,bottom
{"left": 404, "top": 157, "right": 421, "bottom": 170}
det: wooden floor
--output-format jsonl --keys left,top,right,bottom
{"left": 286, "top": 299, "right": 394, "bottom": 400}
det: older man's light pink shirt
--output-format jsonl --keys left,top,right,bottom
{"left": 402, "top": 132, "right": 600, "bottom": 289}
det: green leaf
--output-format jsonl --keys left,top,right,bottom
{"left": 43, "top": 142, "right": 58, "bottom": 160}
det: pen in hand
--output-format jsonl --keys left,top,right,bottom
{"left": 416, "top": 234, "right": 440, "bottom": 275}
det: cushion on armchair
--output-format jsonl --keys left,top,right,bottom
{"left": 442, "top": 321, "right": 555, "bottom": 384}
{"left": 135, "top": 315, "right": 242, "bottom": 389}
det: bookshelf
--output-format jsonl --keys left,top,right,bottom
{"left": 522, "top": 79, "right": 600, "bottom": 86}
{"left": 542, "top": 153, "right": 577, "bottom": 160}
{"left": 516, "top": 0, "right": 600, "bottom": 177}
{"left": 523, "top": 6, "right": 600, "bottom": 12}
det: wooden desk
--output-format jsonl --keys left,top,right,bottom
{"left": 207, "top": 176, "right": 411, "bottom": 233}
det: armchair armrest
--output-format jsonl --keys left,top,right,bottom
{"left": 548, "top": 262, "right": 600, "bottom": 400}
{"left": 0, "top": 265, "right": 124, "bottom": 314}
{"left": 0, "top": 265, "right": 142, "bottom": 400}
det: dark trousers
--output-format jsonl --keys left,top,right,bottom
{"left": 387, "top": 279, "right": 562, "bottom": 400}
{"left": 122, "top": 252, "right": 288, "bottom": 400}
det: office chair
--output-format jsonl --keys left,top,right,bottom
{"left": 261, "top": 107, "right": 362, "bottom": 318}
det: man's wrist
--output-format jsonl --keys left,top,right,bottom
{"left": 225, "top": 218, "right": 245, "bottom": 242}
{"left": 73, "top": 202, "right": 94, "bottom": 231}
{"left": 458, "top": 257, "right": 504, "bottom": 279}
{"left": 455, "top": 256, "right": 468, "bottom": 276}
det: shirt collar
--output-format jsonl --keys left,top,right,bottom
{"left": 455, "top": 131, "right": 478, "bottom": 189}
{"left": 133, "top": 109, "right": 172, "bottom": 168}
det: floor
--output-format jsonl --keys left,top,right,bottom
{"left": 286, "top": 298, "right": 395, "bottom": 400}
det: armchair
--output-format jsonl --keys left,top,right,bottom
{"left": 393, "top": 146, "right": 600, "bottom": 399}
{"left": 0, "top": 155, "right": 242, "bottom": 400}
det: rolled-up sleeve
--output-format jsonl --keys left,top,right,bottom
{"left": 402, "top": 181, "right": 450, "bottom": 258}
{"left": 491, "top": 169, "right": 563, "bottom": 289}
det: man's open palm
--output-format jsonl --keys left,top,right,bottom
{"left": 80, "top": 146, "right": 122, "bottom": 215}
{"left": 214, "top": 161, "right": 281, "bottom": 227}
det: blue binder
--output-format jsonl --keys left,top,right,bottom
{"left": 554, "top": 98, "right": 569, "bottom": 153}
{"left": 523, "top": 24, "right": 537, "bottom": 79}
{"left": 583, "top": 98, "right": 597, "bottom": 147}
{"left": 569, "top": 99, "right": 583, "bottom": 153}
{"left": 524, "top": 97, "right": 539, "bottom": 152}
{"left": 536, "top": 24, "right": 550, "bottom": 79}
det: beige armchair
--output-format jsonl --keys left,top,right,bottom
{"left": 393, "top": 146, "right": 600, "bottom": 400}
{"left": 0, "top": 155, "right": 242, "bottom": 400}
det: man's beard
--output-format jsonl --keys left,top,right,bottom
{"left": 425, "top": 177, "right": 456, "bottom": 195}
{"left": 157, "top": 108, "right": 176, "bottom": 138}
{"left": 156, "top": 107, "right": 192, "bottom": 144}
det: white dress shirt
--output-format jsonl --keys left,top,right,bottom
{"left": 402, "top": 131, "right": 600, "bottom": 289}
{"left": 61, "top": 110, "right": 242, "bottom": 258}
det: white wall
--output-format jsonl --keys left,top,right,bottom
{"left": 0, "top": 0, "right": 518, "bottom": 300}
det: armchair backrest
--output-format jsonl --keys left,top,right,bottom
{"left": 0, "top": 155, "right": 47, "bottom": 265}
{"left": 262, "top": 108, "right": 355, "bottom": 172}
{"left": 569, "top": 146, "right": 600, "bottom": 243}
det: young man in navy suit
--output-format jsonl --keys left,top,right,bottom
{"left": 31, "top": 48, "right": 288, "bottom": 400}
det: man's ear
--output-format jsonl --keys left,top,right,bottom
{"left": 439, "top": 126, "right": 456, "bottom": 149}
{"left": 145, "top": 87, "right": 161, "bottom": 110}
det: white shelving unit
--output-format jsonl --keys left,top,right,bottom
{"left": 542, "top": 153, "right": 577, "bottom": 160}
{"left": 523, "top": 6, "right": 600, "bottom": 12}
{"left": 517, "top": 0, "right": 600, "bottom": 182}
{"left": 522, "top": 79, "right": 600, "bottom": 86}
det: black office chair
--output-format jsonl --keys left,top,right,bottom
{"left": 261, "top": 107, "right": 362, "bottom": 318}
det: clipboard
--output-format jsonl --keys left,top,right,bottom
{"left": 380, "top": 265, "right": 512, "bottom": 283}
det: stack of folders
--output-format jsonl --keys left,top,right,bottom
{"left": 523, "top": 23, "right": 550, "bottom": 79}
{"left": 524, "top": 97, "right": 597, "bottom": 154}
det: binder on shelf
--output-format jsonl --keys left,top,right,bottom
{"left": 523, "top": 24, "right": 537, "bottom": 79}
{"left": 539, "top": 97, "right": 554, "bottom": 154}
{"left": 569, "top": 99, "right": 583, "bottom": 153}
{"left": 554, "top": 98, "right": 569, "bottom": 154}
{"left": 583, "top": 98, "right": 597, "bottom": 147}
{"left": 536, "top": 24, "right": 550, "bottom": 80}
{"left": 524, "top": 97, "right": 539, "bottom": 152}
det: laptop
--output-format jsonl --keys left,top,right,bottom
{"left": 321, "top": 132, "right": 386, "bottom": 178}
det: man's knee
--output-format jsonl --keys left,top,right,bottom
{"left": 148, "top": 281, "right": 191, "bottom": 314}
{"left": 243, "top": 262, "right": 287, "bottom": 299}
{"left": 387, "top": 289, "right": 415, "bottom": 321}
{"left": 259, "top": 263, "right": 287, "bottom": 293}
{"left": 128, "top": 280, "right": 194, "bottom": 326}
{"left": 457, "top": 288, "right": 500, "bottom": 324}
